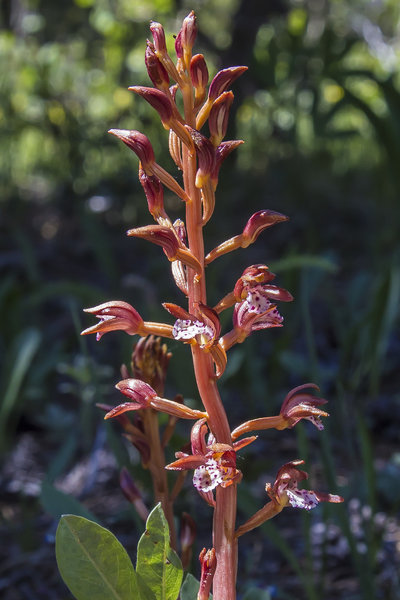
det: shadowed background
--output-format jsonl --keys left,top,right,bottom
{"left": 1, "top": 0, "right": 399, "bottom": 598}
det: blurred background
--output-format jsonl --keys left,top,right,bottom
{"left": 1, "top": 0, "right": 400, "bottom": 598}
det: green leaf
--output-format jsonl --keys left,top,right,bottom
{"left": 56, "top": 515, "right": 138, "bottom": 600}
{"left": 136, "top": 503, "right": 183, "bottom": 600}
{"left": 180, "top": 573, "right": 213, "bottom": 600}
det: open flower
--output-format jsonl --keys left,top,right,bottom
{"left": 164, "top": 302, "right": 219, "bottom": 349}
{"left": 235, "top": 460, "right": 343, "bottom": 537}
{"left": 81, "top": 301, "right": 146, "bottom": 340}
{"left": 279, "top": 383, "right": 329, "bottom": 430}
{"left": 215, "top": 264, "right": 292, "bottom": 315}
{"left": 231, "top": 383, "right": 329, "bottom": 439}
{"left": 166, "top": 419, "right": 256, "bottom": 505}
{"left": 173, "top": 319, "right": 214, "bottom": 346}
{"left": 220, "top": 299, "right": 283, "bottom": 351}
{"left": 104, "top": 378, "right": 207, "bottom": 421}
{"left": 266, "top": 460, "right": 343, "bottom": 510}
{"left": 165, "top": 303, "right": 227, "bottom": 377}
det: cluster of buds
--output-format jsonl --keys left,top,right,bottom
{"left": 82, "top": 11, "right": 343, "bottom": 599}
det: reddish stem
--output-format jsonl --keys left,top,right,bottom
{"left": 181, "top": 85, "right": 237, "bottom": 599}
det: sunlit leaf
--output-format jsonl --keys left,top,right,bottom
{"left": 136, "top": 503, "right": 183, "bottom": 600}
{"left": 56, "top": 515, "right": 138, "bottom": 600}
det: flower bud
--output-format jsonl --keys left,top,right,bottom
{"left": 242, "top": 210, "right": 289, "bottom": 247}
{"left": 205, "top": 209, "right": 288, "bottom": 264}
{"left": 209, "top": 90, "right": 234, "bottom": 146}
{"left": 185, "top": 126, "right": 215, "bottom": 188}
{"left": 116, "top": 378, "right": 157, "bottom": 404}
{"left": 198, "top": 548, "right": 217, "bottom": 600}
{"left": 208, "top": 66, "right": 247, "bottom": 101}
{"left": 150, "top": 21, "right": 167, "bottom": 54}
{"left": 174, "top": 30, "right": 183, "bottom": 59}
{"left": 128, "top": 224, "right": 179, "bottom": 256}
{"left": 138, "top": 166, "right": 169, "bottom": 223}
{"left": 131, "top": 335, "right": 171, "bottom": 396}
{"left": 108, "top": 129, "right": 155, "bottom": 171}
{"left": 127, "top": 225, "right": 202, "bottom": 274}
{"left": 190, "top": 54, "right": 208, "bottom": 89}
{"left": 182, "top": 11, "right": 197, "bottom": 50}
{"left": 129, "top": 86, "right": 174, "bottom": 125}
{"left": 211, "top": 139, "right": 244, "bottom": 187}
{"left": 145, "top": 42, "right": 170, "bottom": 89}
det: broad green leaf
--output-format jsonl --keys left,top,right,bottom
{"left": 180, "top": 573, "right": 212, "bottom": 600}
{"left": 41, "top": 481, "right": 99, "bottom": 523}
{"left": 56, "top": 515, "right": 138, "bottom": 600}
{"left": 136, "top": 503, "right": 183, "bottom": 600}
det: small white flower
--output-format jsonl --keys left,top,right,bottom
{"left": 172, "top": 319, "right": 214, "bottom": 345}
{"left": 193, "top": 459, "right": 224, "bottom": 492}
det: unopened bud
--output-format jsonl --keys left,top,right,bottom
{"left": 129, "top": 86, "right": 174, "bottom": 126}
{"left": 150, "top": 21, "right": 167, "bottom": 54}
{"left": 128, "top": 224, "right": 178, "bottom": 255}
{"left": 181, "top": 10, "right": 197, "bottom": 53}
{"left": 109, "top": 129, "right": 155, "bottom": 171}
{"left": 131, "top": 335, "right": 171, "bottom": 396}
{"left": 116, "top": 378, "right": 157, "bottom": 402}
{"left": 190, "top": 54, "right": 208, "bottom": 88}
{"left": 211, "top": 140, "right": 244, "bottom": 187}
{"left": 209, "top": 91, "right": 234, "bottom": 146}
{"left": 127, "top": 225, "right": 202, "bottom": 274}
{"left": 198, "top": 548, "right": 217, "bottom": 600}
{"left": 242, "top": 210, "right": 289, "bottom": 247}
{"left": 145, "top": 42, "right": 170, "bottom": 89}
{"left": 208, "top": 66, "right": 247, "bottom": 101}
{"left": 190, "top": 54, "right": 208, "bottom": 106}
{"left": 138, "top": 166, "right": 169, "bottom": 223}
{"left": 175, "top": 30, "right": 183, "bottom": 59}
{"left": 185, "top": 126, "right": 215, "bottom": 188}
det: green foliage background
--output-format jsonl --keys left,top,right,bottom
{"left": 1, "top": 0, "right": 400, "bottom": 598}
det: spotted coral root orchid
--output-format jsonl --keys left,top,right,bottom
{"left": 166, "top": 419, "right": 256, "bottom": 502}
{"left": 235, "top": 461, "right": 343, "bottom": 538}
{"left": 80, "top": 11, "right": 344, "bottom": 600}
{"left": 231, "top": 383, "right": 329, "bottom": 439}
